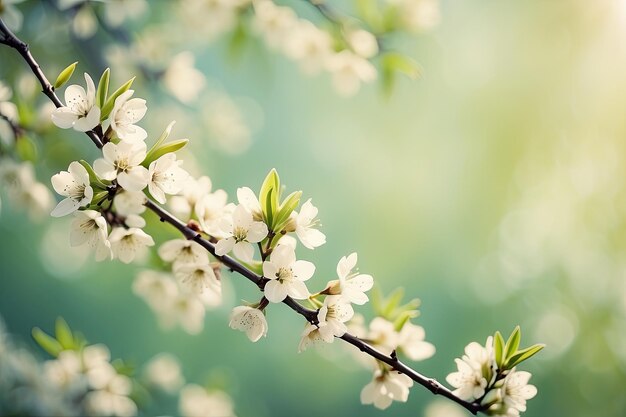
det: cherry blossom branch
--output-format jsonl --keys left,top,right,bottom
{"left": 144, "top": 200, "right": 481, "bottom": 413}
{"left": 0, "top": 19, "right": 104, "bottom": 149}
{"left": 0, "top": 17, "right": 481, "bottom": 415}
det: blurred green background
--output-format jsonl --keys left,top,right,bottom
{"left": 1, "top": 0, "right": 626, "bottom": 416}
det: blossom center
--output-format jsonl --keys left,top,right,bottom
{"left": 68, "top": 95, "right": 90, "bottom": 117}
{"left": 115, "top": 157, "right": 131, "bottom": 173}
{"left": 233, "top": 226, "right": 248, "bottom": 242}
{"left": 275, "top": 267, "right": 293, "bottom": 283}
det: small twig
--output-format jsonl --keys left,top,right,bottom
{"left": 0, "top": 111, "right": 23, "bottom": 140}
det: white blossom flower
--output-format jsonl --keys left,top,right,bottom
{"left": 394, "top": 0, "right": 441, "bottom": 32}
{"left": 284, "top": 20, "right": 333, "bottom": 75}
{"left": 147, "top": 153, "right": 189, "bottom": 204}
{"left": 75, "top": 8, "right": 97, "bottom": 38}
{"left": 317, "top": 295, "right": 354, "bottom": 341}
{"left": 158, "top": 239, "right": 209, "bottom": 267}
{"left": 446, "top": 336, "right": 496, "bottom": 401}
{"left": 195, "top": 190, "right": 234, "bottom": 237}
{"left": 293, "top": 199, "right": 326, "bottom": 249}
{"left": 108, "top": 226, "right": 155, "bottom": 264}
{"left": 179, "top": 384, "right": 236, "bottom": 417}
{"left": 335, "top": 252, "right": 373, "bottom": 304}
{"left": 51, "top": 73, "right": 100, "bottom": 132}
{"left": 164, "top": 293, "right": 206, "bottom": 335}
{"left": 84, "top": 370, "right": 137, "bottom": 417}
{"left": 82, "top": 344, "right": 113, "bottom": 385}
{"left": 262, "top": 244, "right": 314, "bottom": 303}
{"left": 486, "top": 370, "right": 537, "bottom": 417}
{"left": 0, "top": 0, "right": 26, "bottom": 32}
{"left": 360, "top": 369, "right": 413, "bottom": 410}
{"left": 253, "top": 0, "right": 298, "bottom": 50}
{"left": 347, "top": 29, "right": 379, "bottom": 59}
{"left": 202, "top": 93, "right": 253, "bottom": 155}
{"left": 398, "top": 321, "right": 436, "bottom": 361}
{"left": 215, "top": 205, "right": 268, "bottom": 261}
{"left": 367, "top": 317, "right": 400, "bottom": 355}
{"left": 50, "top": 161, "right": 93, "bottom": 217}
{"left": 347, "top": 313, "right": 368, "bottom": 339}
{"left": 143, "top": 353, "right": 184, "bottom": 394}
{"left": 1, "top": 160, "right": 54, "bottom": 219}
{"left": 102, "top": 0, "right": 148, "bottom": 28}
{"left": 70, "top": 209, "right": 111, "bottom": 261}
{"left": 500, "top": 369, "right": 537, "bottom": 416}
{"left": 43, "top": 350, "right": 84, "bottom": 393}
{"left": 170, "top": 175, "right": 213, "bottom": 219}
{"left": 326, "top": 50, "right": 377, "bottom": 96}
{"left": 298, "top": 322, "right": 326, "bottom": 352}
{"left": 162, "top": 52, "right": 207, "bottom": 103}
{"left": 229, "top": 305, "right": 268, "bottom": 342}
{"left": 109, "top": 89, "right": 147, "bottom": 143}
{"left": 175, "top": 263, "right": 221, "bottom": 295}
{"left": 113, "top": 190, "right": 146, "bottom": 216}
{"left": 133, "top": 270, "right": 178, "bottom": 312}
{"left": 236, "top": 186, "right": 261, "bottom": 217}
{"left": 178, "top": 0, "right": 248, "bottom": 42}
{"left": 93, "top": 141, "right": 149, "bottom": 192}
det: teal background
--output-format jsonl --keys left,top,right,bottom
{"left": 1, "top": 0, "right": 626, "bottom": 416}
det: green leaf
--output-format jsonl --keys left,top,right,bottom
{"left": 494, "top": 331, "right": 505, "bottom": 368}
{"left": 144, "top": 121, "right": 176, "bottom": 163}
{"left": 259, "top": 169, "right": 280, "bottom": 229}
{"left": 100, "top": 76, "right": 135, "bottom": 121}
{"left": 265, "top": 187, "right": 274, "bottom": 229}
{"left": 96, "top": 68, "right": 110, "bottom": 109}
{"left": 91, "top": 190, "right": 109, "bottom": 207}
{"left": 380, "top": 287, "right": 405, "bottom": 318}
{"left": 227, "top": 21, "right": 248, "bottom": 62}
{"left": 393, "top": 309, "right": 418, "bottom": 331}
{"left": 381, "top": 52, "right": 421, "bottom": 96}
{"left": 141, "top": 138, "right": 188, "bottom": 168}
{"left": 79, "top": 160, "right": 108, "bottom": 189}
{"left": 53, "top": 61, "right": 78, "bottom": 89}
{"left": 504, "top": 326, "right": 521, "bottom": 363}
{"left": 32, "top": 328, "right": 62, "bottom": 357}
{"left": 273, "top": 190, "right": 302, "bottom": 231}
{"left": 15, "top": 135, "right": 38, "bottom": 162}
{"left": 55, "top": 317, "right": 74, "bottom": 350}
{"left": 506, "top": 344, "right": 545, "bottom": 368}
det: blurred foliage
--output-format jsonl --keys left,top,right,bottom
{"left": 1, "top": 0, "right": 626, "bottom": 416}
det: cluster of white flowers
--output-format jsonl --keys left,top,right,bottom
{"left": 178, "top": 0, "right": 250, "bottom": 42}
{"left": 46, "top": 344, "right": 138, "bottom": 417}
{"left": 179, "top": 384, "right": 237, "bottom": 417}
{"left": 252, "top": 0, "right": 377, "bottom": 96}
{"left": 0, "top": 158, "right": 54, "bottom": 219}
{"left": 446, "top": 337, "right": 538, "bottom": 416}
{"left": 49, "top": 72, "right": 190, "bottom": 264}
{"left": 0, "top": 320, "right": 72, "bottom": 416}
{"left": 39, "top": 63, "right": 543, "bottom": 415}
{"left": 0, "top": 82, "right": 54, "bottom": 219}
{"left": 0, "top": 319, "right": 139, "bottom": 417}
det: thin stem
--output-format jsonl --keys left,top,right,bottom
{"left": 302, "top": 0, "right": 343, "bottom": 26}
{"left": 0, "top": 18, "right": 481, "bottom": 415}
{"left": 0, "top": 19, "right": 104, "bottom": 149}
{"left": 0, "top": 111, "right": 22, "bottom": 140}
